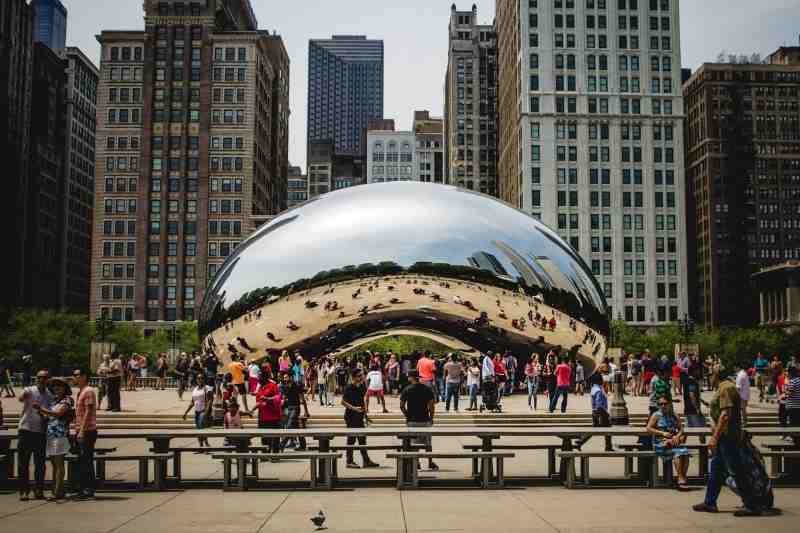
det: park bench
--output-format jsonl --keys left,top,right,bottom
{"left": 308, "top": 443, "right": 426, "bottom": 479}
{"left": 65, "top": 447, "right": 118, "bottom": 485}
{"left": 618, "top": 443, "right": 709, "bottom": 480}
{"left": 557, "top": 450, "right": 657, "bottom": 489}
{"left": 67, "top": 452, "right": 172, "bottom": 490}
{"left": 386, "top": 451, "right": 515, "bottom": 489}
{"left": 462, "top": 443, "right": 562, "bottom": 478}
{"left": 211, "top": 452, "right": 342, "bottom": 491}
{"left": 758, "top": 446, "right": 800, "bottom": 483}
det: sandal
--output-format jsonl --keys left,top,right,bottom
{"left": 677, "top": 482, "right": 690, "bottom": 491}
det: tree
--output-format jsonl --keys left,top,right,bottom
{"left": 2, "top": 309, "right": 92, "bottom": 373}
{"left": 105, "top": 323, "right": 146, "bottom": 355}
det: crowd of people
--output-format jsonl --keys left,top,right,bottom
{"left": 4, "top": 346, "right": 799, "bottom": 514}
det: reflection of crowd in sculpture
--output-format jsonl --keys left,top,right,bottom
{"left": 209, "top": 275, "right": 607, "bottom": 364}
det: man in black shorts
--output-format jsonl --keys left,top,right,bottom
{"left": 341, "top": 369, "right": 379, "bottom": 468}
{"left": 400, "top": 371, "right": 438, "bottom": 470}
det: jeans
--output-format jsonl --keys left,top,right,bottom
{"left": 526, "top": 377, "right": 539, "bottom": 408}
{"left": 282, "top": 406, "right": 306, "bottom": 449}
{"left": 435, "top": 376, "right": 445, "bottom": 402}
{"left": 318, "top": 384, "right": 328, "bottom": 406}
{"left": 468, "top": 384, "right": 479, "bottom": 409}
{"left": 704, "top": 438, "right": 758, "bottom": 509}
{"left": 549, "top": 386, "right": 569, "bottom": 413}
{"left": 445, "top": 382, "right": 460, "bottom": 411}
{"left": 18, "top": 429, "right": 46, "bottom": 493}
{"left": 345, "top": 418, "right": 372, "bottom": 464}
{"left": 258, "top": 420, "right": 281, "bottom": 452}
{"left": 107, "top": 377, "right": 121, "bottom": 411}
{"left": 78, "top": 430, "right": 98, "bottom": 496}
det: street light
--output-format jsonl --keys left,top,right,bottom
{"left": 678, "top": 313, "right": 695, "bottom": 344}
{"left": 95, "top": 316, "right": 115, "bottom": 342}
{"left": 170, "top": 324, "right": 178, "bottom": 352}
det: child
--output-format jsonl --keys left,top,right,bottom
{"left": 224, "top": 401, "right": 242, "bottom": 447}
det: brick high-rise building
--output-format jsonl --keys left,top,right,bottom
{"left": 91, "top": 0, "right": 289, "bottom": 323}
{"left": 495, "top": 0, "right": 689, "bottom": 326}
{"left": 684, "top": 50, "right": 800, "bottom": 327}
{"left": 414, "top": 110, "right": 445, "bottom": 184}
{"left": 1, "top": 0, "right": 35, "bottom": 309}
{"left": 443, "top": 4, "right": 498, "bottom": 194}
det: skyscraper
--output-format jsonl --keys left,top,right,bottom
{"left": 91, "top": 0, "right": 289, "bottom": 323}
{"left": 0, "top": 0, "right": 35, "bottom": 309}
{"left": 443, "top": 4, "right": 498, "bottom": 194}
{"left": 684, "top": 49, "right": 800, "bottom": 327}
{"left": 31, "top": 0, "right": 67, "bottom": 52}
{"left": 414, "top": 110, "right": 445, "bottom": 183}
{"left": 495, "top": 0, "right": 688, "bottom": 325}
{"left": 307, "top": 35, "right": 384, "bottom": 159}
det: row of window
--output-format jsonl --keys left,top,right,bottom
{"left": 214, "top": 47, "right": 248, "bottom": 62}
{"left": 100, "top": 263, "right": 135, "bottom": 279}
{"left": 105, "top": 156, "right": 138, "bottom": 172}
{"left": 530, "top": 33, "right": 671, "bottom": 51}
{"left": 108, "top": 87, "right": 142, "bottom": 104}
{"left": 102, "top": 220, "right": 136, "bottom": 236}
{"left": 212, "top": 87, "right": 246, "bottom": 104}
{"left": 146, "top": 263, "right": 196, "bottom": 280}
{"left": 208, "top": 242, "right": 239, "bottom": 258}
{"left": 107, "top": 108, "right": 141, "bottom": 124}
{"left": 532, "top": 144, "right": 676, "bottom": 163}
{"left": 108, "top": 46, "right": 143, "bottom": 62}
{"left": 549, "top": 0, "right": 672, "bottom": 10}
{"left": 106, "top": 136, "right": 140, "bottom": 151}
{"left": 145, "top": 285, "right": 196, "bottom": 301}
{"left": 148, "top": 221, "right": 198, "bottom": 235}
{"left": 99, "top": 285, "right": 134, "bottom": 301}
{"left": 544, "top": 168, "right": 675, "bottom": 186}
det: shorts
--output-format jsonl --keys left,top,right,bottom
{"left": 366, "top": 388, "right": 384, "bottom": 398}
{"left": 643, "top": 371, "right": 655, "bottom": 385}
{"left": 46, "top": 437, "right": 70, "bottom": 458}
{"left": 235, "top": 383, "right": 247, "bottom": 395}
{"left": 406, "top": 421, "right": 432, "bottom": 447}
{"left": 755, "top": 374, "right": 767, "bottom": 388}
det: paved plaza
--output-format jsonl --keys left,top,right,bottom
{"left": 2, "top": 387, "right": 796, "bottom": 532}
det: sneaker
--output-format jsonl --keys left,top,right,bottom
{"left": 33, "top": 491, "right": 46, "bottom": 501}
{"left": 692, "top": 503, "right": 718, "bottom": 513}
{"left": 428, "top": 462, "right": 440, "bottom": 471}
{"left": 363, "top": 461, "right": 380, "bottom": 468}
{"left": 346, "top": 462, "right": 361, "bottom": 469}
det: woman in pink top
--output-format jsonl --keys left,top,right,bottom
{"left": 278, "top": 350, "right": 291, "bottom": 373}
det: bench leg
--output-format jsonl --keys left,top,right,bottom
{"left": 770, "top": 455, "right": 780, "bottom": 477}
{"left": 564, "top": 457, "right": 576, "bottom": 489}
{"left": 547, "top": 448, "right": 557, "bottom": 478}
{"left": 138, "top": 459, "right": 148, "bottom": 489}
{"left": 251, "top": 458, "right": 258, "bottom": 480}
{"left": 223, "top": 459, "right": 232, "bottom": 489}
{"left": 310, "top": 459, "right": 318, "bottom": 489}
{"left": 96, "top": 458, "right": 106, "bottom": 482}
{"left": 411, "top": 459, "right": 419, "bottom": 489}
{"left": 395, "top": 458, "right": 403, "bottom": 489}
{"left": 496, "top": 458, "right": 505, "bottom": 489}
{"left": 481, "top": 457, "right": 491, "bottom": 489}
{"left": 663, "top": 460, "right": 674, "bottom": 488}
{"left": 237, "top": 458, "right": 247, "bottom": 491}
{"left": 624, "top": 456, "right": 633, "bottom": 479}
{"left": 580, "top": 457, "right": 590, "bottom": 486}
{"left": 649, "top": 458, "right": 659, "bottom": 488}
{"left": 173, "top": 452, "right": 182, "bottom": 482}
{"left": 471, "top": 457, "right": 479, "bottom": 478}
{"left": 324, "top": 459, "right": 334, "bottom": 491}
{"left": 154, "top": 459, "right": 166, "bottom": 491}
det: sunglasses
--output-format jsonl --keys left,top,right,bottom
{"left": 659, "top": 403, "right": 670, "bottom": 407}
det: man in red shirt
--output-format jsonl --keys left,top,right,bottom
{"left": 73, "top": 368, "right": 98, "bottom": 500}
{"left": 416, "top": 351, "right": 436, "bottom": 392}
{"left": 548, "top": 357, "right": 572, "bottom": 413}
{"left": 255, "top": 371, "right": 282, "bottom": 453}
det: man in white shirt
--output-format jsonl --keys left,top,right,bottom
{"left": 735, "top": 363, "right": 751, "bottom": 425}
{"left": 365, "top": 365, "right": 388, "bottom": 413}
{"left": 481, "top": 353, "right": 495, "bottom": 382}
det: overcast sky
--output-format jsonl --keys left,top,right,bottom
{"left": 61, "top": 0, "right": 800, "bottom": 171}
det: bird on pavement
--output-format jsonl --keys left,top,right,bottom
{"left": 310, "top": 510, "right": 326, "bottom": 530}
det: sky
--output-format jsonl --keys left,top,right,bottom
{"left": 60, "top": 0, "right": 800, "bottom": 171}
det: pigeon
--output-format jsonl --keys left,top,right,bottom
{"left": 310, "top": 510, "right": 327, "bottom": 530}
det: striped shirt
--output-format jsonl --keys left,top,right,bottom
{"left": 786, "top": 377, "right": 800, "bottom": 410}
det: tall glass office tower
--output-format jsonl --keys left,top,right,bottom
{"left": 31, "top": 0, "right": 67, "bottom": 51}
{"left": 307, "top": 36, "right": 384, "bottom": 157}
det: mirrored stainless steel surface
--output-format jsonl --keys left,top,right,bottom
{"left": 199, "top": 182, "right": 608, "bottom": 369}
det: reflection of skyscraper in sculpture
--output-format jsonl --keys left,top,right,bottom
{"left": 468, "top": 252, "right": 509, "bottom": 278}
{"left": 534, "top": 256, "right": 581, "bottom": 301}
{"left": 492, "top": 241, "right": 546, "bottom": 290}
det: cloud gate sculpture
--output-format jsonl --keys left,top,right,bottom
{"left": 198, "top": 182, "right": 609, "bottom": 371}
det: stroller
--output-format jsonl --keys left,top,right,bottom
{"left": 479, "top": 379, "right": 502, "bottom": 413}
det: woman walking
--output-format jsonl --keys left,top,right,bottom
{"left": 36, "top": 378, "right": 73, "bottom": 501}
{"left": 524, "top": 354, "right": 540, "bottom": 410}
{"left": 466, "top": 358, "right": 481, "bottom": 411}
{"left": 182, "top": 373, "right": 213, "bottom": 447}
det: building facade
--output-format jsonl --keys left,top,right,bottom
{"left": 91, "top": 0, "right": 289, "bottom": 322}
{"left": 414, "top": 110, "right": 445, "bottom": 183}
{"left": 61, "top": 47, "right": 99, "bottom": 312}
{"left": 495, "top": 0, "right": 688, "bottom": 326}
{"left": 31, "top": 0, "right": 67, "bottom": 52}
{"left": 307, "top": 139, "right": 363, "bottom": 197}
{"left": 1, "top": 0, "right": 35, "bottom": 309}
{"left": 684, "top": 54, "right": 800, "bottom": 327}
{"left": 307, "top": 35, "right": 384, "bottom": 159}
{"left": 25, "top": 42, "right": 67, "bottom": 309}
{"left": 286, "top": 165, "right": 307, "bottom": 207}
{"left": 444, "top": 4, "right": 498, "bottom": 194}
{"left": 367, "top": 129, "right": 417, "bottom": 183}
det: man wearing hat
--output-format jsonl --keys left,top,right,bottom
{"left": 400, "top": 370, "right": 439, "bottom": 471}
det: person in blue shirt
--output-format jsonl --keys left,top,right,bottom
{"left": 575, "top": 373, "right": 613, "bottom": 451}
{"left": 753, "top": 353, "right": 769, "bottom": 402}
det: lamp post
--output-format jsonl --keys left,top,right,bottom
{"left": 608, "top": 310, "right": 628, "bottom": 425}
{"left": 678, "top": 313, "right": 695, "bottom": 349}
{"left": 94, "top": 316, "right": 114, "bottom": 342}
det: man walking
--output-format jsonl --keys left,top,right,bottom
{"left": 400, "top": 371, "right": 438, "bottom": 470}
{"left": 107, "top": 354, "right": 123, "bottom": 411}
{"left": 443, "top": 354, "right": 464, "bottom": 412}
{"left": 341, "top": 369, "right": 379, "bottom": 468}
{"left": 416, "top": 351, "right": 437, "bottom": 399}
{"left": 280, "top": 371, "right": 309, "bottom": 451}
{"left": 735, "top": 363, "right": 751, "bottom": 425}
{"left": 73, "top": 368, "right": 98, "bottom": 500}
{"left": 17, "top": 370, "right": 51, "bottom": 500}
{"left": 549, "top": 357, "right": 572, "bottom": 413}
